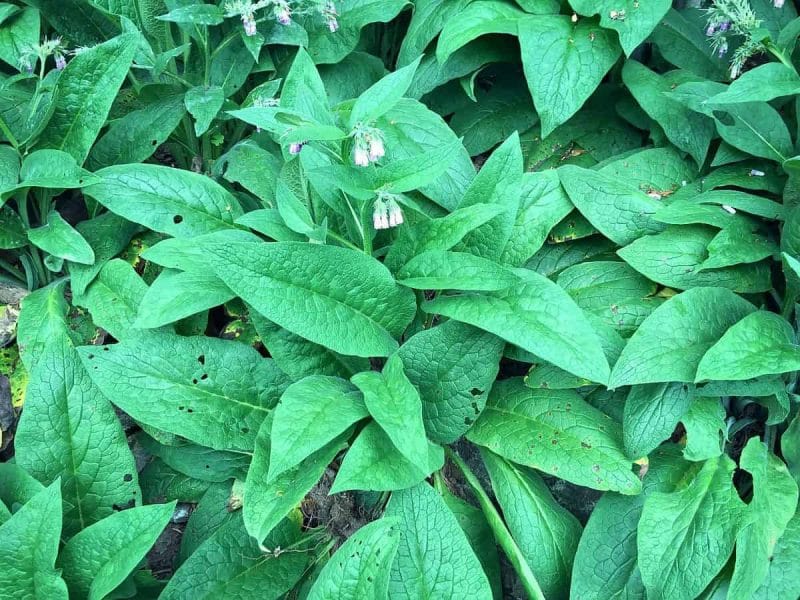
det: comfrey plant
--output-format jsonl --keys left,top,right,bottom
{"left": 3, "top": 1, "right": 800, "bottom": 599}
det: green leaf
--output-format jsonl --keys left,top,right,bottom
{"left": 456, "top": 132, "right": 523, "bottom": 261}
{"left": 649, "top": 10, "right": 726, "bottom": 79}
{"left": 753, "top": 507, "right": 800, "bottom": 600}
{"left": 330, "top": 422, "right": 444, "bottom": 493}
{"left": 696, "top": 311, "right": 800, "bottom": 382}
{"left": 0, "top": 206, "right": 27, "bottom": 249}
{"left": 267, "top": 375, "right": 367, "bottom": 481}
{"left": 161, "top": 514, "right": 308, "bottom": 599}
{"left": 27, "top": 210, "right": 95, "bottom": 265}
{"left": 352, "top": 355, "right": 429, "bottom": 468}
{"left": 157, "top": 4, "right": 224, "bottom": 25}
{"left": 436, "top": 0, "right": 524, "bottom": 63}
{"left": 178, "top": 483, "right": 236, "bottom": 565}
{"left": 397, "top": 250, "right": 519, "bottom": 290}
{"left": 0, "top": 482, "right": 67, "bottom": 600}
{"left": 307, "top": 518, "right": 401, "bottom": 600}
{"left": 348, "top": 56, "right": 420, "bottom": 127}
{"left": 88, "top": 93, "right": 186, "bottom": 170}
{"left": 38, "top": 34, "right": 137, "bottom": 165}
{"left": 281, "top": 48, "right": 333, "bottom": 125}
{"left": 69, "top": 212, "right": 139, "bottom": 297}
{"left": 79, "top": 332, "right": 290, "bottom": 452}
{"left": 570, "top": 445, "right": 691, "bottom": 600}
{"left": 397, "top": 320, "right": 503, "bottom": 443}
{"left": 205, "top": 241, "right": 416, "bottom": 358}
{"left": 482, "top": 449, "right": 582, "bottom": 600}
{"left": 85, "top": 164, "right": 243, "bottom": 237}
{"left": 610, "top": 287, "right": 755, "bottom": 387}
{"left": 519, "top": 15, "right": 621, "bottom": 136}
{"left": 16, "top": 282, "right": 72, "bottom": 368}
{"left": 185, "top": 85, "right": 225, "bottom": 136}
{"left": 15, "top": 308, "right": 140, "bottom": 537}
{"left": 397, "top": 0, "right": 469, "bottom": 66}
{"left": 1, "top": 149, "right": 100, "bottom": 198}
{"left": 623, "top": 383, "right": 694, "bottom": 459}
{"left": 568, "top": 0, "right": 671, "bottom": 55}
{"left": 558, "top": 164, "right": 665, "bottom": 245}
{"left": 78, "top": 259, "right": 149, "bottom": 340}
{"left": 729, "top": 438, "right": 799, "bottom": 600}
{"left": 384, "top": 481, "right": 492, "bottom": 598}
{"left": 378, "top": 99, "right": 475, "bottom": 211}
{"left": 618, "top": 225, "right": 772, "bottom": 293}
{"left": 681, "top": 397, "right": 725, "bottom": 461}
{"left": 557, "top": 260, "right": 661, "bottom": 336}
{"left": 135, "top": 269, "right": 234, "bottom": 330}
{"left": 638, "top": 454, "right": 744, "bottom": 600}
{"left": 245, "top": 416, "right": 346, "bottom": 543}
{"left": 622, "top": 60, "right": 714, "bottom": 166}
{"left": 708, "top": 63, "right": 800, "bottom": 104}
{"left": 467, "top": 378, "right": 642, "bottom": 494}
{"left": 423, "top": 268, "right": 610, "bottom": 384}
{"left": 0, "top": 463, "right": 44, "bottom": 512}
{"left": 251, "top": 313, "right": 369, "bottom": 379}
{"left": 0, "top": 7, "right": 39, "bottom": 72}
{"left": 59, "top": 502, "right": 175, "bottom": 600}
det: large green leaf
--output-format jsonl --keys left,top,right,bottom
{"left": 424, "top": 268, "right": 610, "bottom": 384}
{"left": 85, "top": 164, "right": 243, "bottom": 238}
{"left": 558, "top": 164, "right": 665, "bottom": 245}
{"left": 205, "top": 241, "right": 416, "bottom": 358}
{"left": 397, "top": 321, "right": 503, "bottom": 443}
{"left": 160, "top": 514, "right": 308, "bottom": 599}
{"left": 59, "top": 502, "right": 175, "bottom": 600}
{"left": 267, "top": 376, "right": 367, "bottom": 481}
{"left": 352, "top": 355, "right": 429, "bottom": 469}
{"left": 27, "top": 210, "right": 95, "bottom": 264}
{"left": 384, "top": 482, "right": 492, "bottom": 599}
{"left": 307, "top": 519, "right": 401, "bottom": 600}
{"left": 0, "top": 482, "right": 67, "bottom": 600}
{"left": 245, "top": 415, "right": 346, "bottom": 544}
{"left": 483, "top": 449, "right": 581, "bottom": 600}
{"left": 78, "top": 259, "right": 149, "bottom": 340}
{"left": 519, "top": 15, "right": 621, "bottom": 136}
{"left": 610, "top": 287, "right": 755, "bottom": 387}
{"left": 570, "top": 445, "right": 691, "bottom": 600}
{"left": 568, "top": 0, "right": 671, "bottom": 55}
{"left": 436, "top": 0, "right": 524, "bottom": 63}
{"left": 638, "top": 454, "right": 744, "bottom": 600}
{"left": 696, "top": 311, "right": 800, "bottom": 382}
{"left": 37, "top": 34, "right": 137, "bottom": 164}
{"left": 467, "top": 378, "right": 642, "bottom": 494}
{"left": 753, "top": 508, "right": 800, "bottom": 600}
{"left": 622, "top": 60, "right": 714, "bottom": 166}
{"left": 623, "top": 383, "right": 694, "bottom": 459}
{"left": 728, "top": 439, "right": 799, "bottom": 600}
{"left": 79, "top": 332, "right": 290, "bottom": 451}
{"left": 15, "top": 292, "right": 140, "bottom": 537}
{"left": 330, "top": 422, "right": 444, "bottom": 493}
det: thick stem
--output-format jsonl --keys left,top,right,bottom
{"left": 445, "top": 448, "right": 546, "bottom": 600}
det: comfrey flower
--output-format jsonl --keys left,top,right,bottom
{"left": 224, "top": 1, "right": 271, "bottom": 34}
{"left": 775, "top": 0, "right": 785, "bottom": 7}
{"left": 372, "top": 194, "right": 404, "bottom": 230}
{"left": 55, "top": 54, "right": 66, "bottom": 70}
{"left": 749, "top": 169, "right": 765, "bottom": 177}
{"left": 351, "top": 126, "right": 386, "bottom": 167}
{"left": 288, "top": 141, "right": 306, "bottom": 154}
{"left": 274, "top": 0, "right": 291, "bottom": 25}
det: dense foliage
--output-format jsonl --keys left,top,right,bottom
{"left": 2, "top": 0, "right": 800, "bottom": 598}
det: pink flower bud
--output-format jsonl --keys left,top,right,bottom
{"left": 55, "top": 55, "right": 66, "bottom": 70}
{"left": 243, "top": 15, "right": 257, "bottom": 36}
{"left": 289, "top": 142, "right": 304, "bottom": 154}
{"left": 327, "top": 17, "right": 339, "bottom": 32}
{"left": 275, "top": 3, "right": 291, "bottom": 25}
{"left": 706, "top": 24, "right": 716, "bottom": 36}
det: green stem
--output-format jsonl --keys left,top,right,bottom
{"left": 327, "top": 230, "right": 360, "bottom": 251}
{"left": 0, "top": 115, "right": 19, "bottom": 150}
{"left": 445, "top": 448, "right": 546, "bottom": 600}
{"left": 766, "top": 42, "right": 798, "bottom": 76}
{"left": 0, "top": 257, "right": 25, "bottom": 283}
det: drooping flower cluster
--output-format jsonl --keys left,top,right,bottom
{"left": 19, "top": 37, "right": 67, "bottom": 74}
{"left": 351, "top": 127, "right": 385, "bottom": 167}
{"left": 225, "top": 0, "right": 288, "bottom": 34}
{"left": 704, "top": 0, "right": 775, "bottom": 78}
{"left": 372, "top": 193, "right": 404, "bottom": 230}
